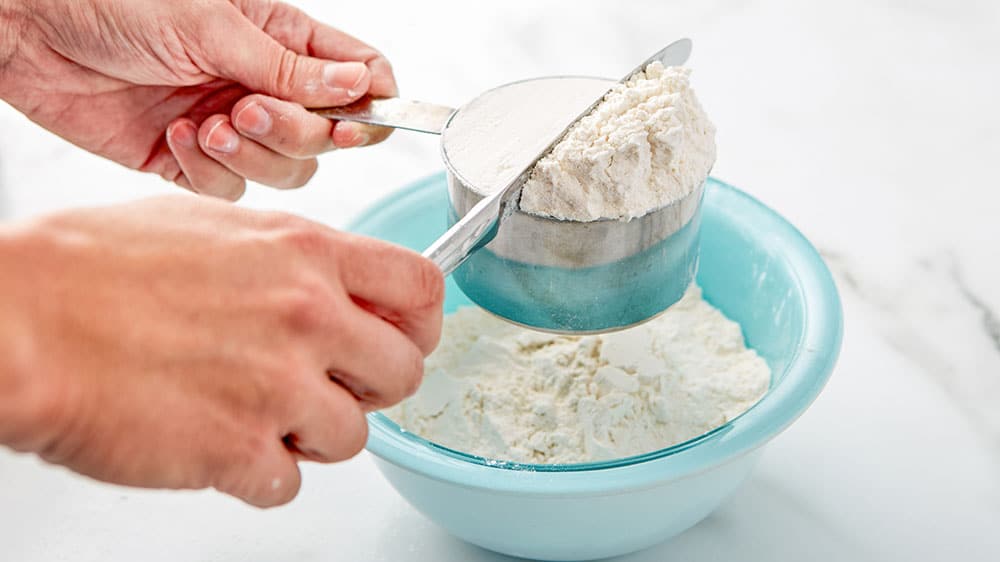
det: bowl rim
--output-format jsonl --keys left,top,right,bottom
{"left": 351, "top": 172, "right": 843, "bottom": 495}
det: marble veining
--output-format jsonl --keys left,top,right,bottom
{"left": 954, "top": 266, "right": 1000, "bottom": 355}
{"left": 822, "top": 248, "right": 1000, "bottom": 456}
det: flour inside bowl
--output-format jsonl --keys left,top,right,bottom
{"left": 385, "top": 287, "right": 769, "bottom": 465}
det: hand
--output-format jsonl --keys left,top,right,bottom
{"left": 0, "top": 197, "right": 443, "bottom": 507}
{"left": 0, "top": 0, "right": 397, "bottom": 200}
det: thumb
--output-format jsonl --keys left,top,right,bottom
{"left": 197, "top": 10, "right": 371, "bottom": 107}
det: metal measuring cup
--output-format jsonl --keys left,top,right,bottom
{"left": 313, "top": 39, "right": 702, "bottom": 333}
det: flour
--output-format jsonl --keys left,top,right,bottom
{"left": 440, "top": 64, "right": 716, "bottom": 222}
{"left": 442, "top": 76, "right": 613, "bottom": 195}
{"left": 521, "top": 63, "right": 716, "bottom": 221}
{"left": 385, "top": 287, "right": 770, "bottom": 464}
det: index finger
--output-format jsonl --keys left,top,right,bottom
{"left": 331, "top": 233, "right": 444, "bottom": 355}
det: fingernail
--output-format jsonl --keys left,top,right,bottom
{"left": 322, "top": 62, "right": 369, "bottom": 96}
{"left": 234, "top": 102, "right": 272, "bottom": 136}
{"left": 169, "top": 122, "right": 197, "bottom": 149}
{"left": 205, "top": 121, "right": 239, "bottom": 154}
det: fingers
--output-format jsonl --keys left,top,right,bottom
{"left": 323, "top": 303, "right": 427, "bottom": 410}
{"left": 198, "top": 115, "right": 319, "bottom": 189}
{"left": 304, "top": 32, "right": 396, "bottom": 98}
{"left": 213, "top": 433, "right": 302, "bottom": 508}
{"left": 167, "top": 110, "right": 336, "bottom": 195}
{"left": 247, "top": 5, "right": 397, "bottom": 148}
{"left": 333, "top": 234, "right": 445, "bottom": 356}
{"left": 282, "top": 378, "right": 368, "bottom": 463}
{"left": 249, "top": 1, "right": 399, "bottom": 98}
{"left": 364, "top": 51, "right": 399, "bottom": 98}
{"left": 165, "top": 119, "right": 247, "bottom": 200}
{"left": 232, "top": 96, "right": 332, "bottom": 156}
{"left": 229, "top": 96, "right": 324, "bottom": 156}
{"left": 167, "top": 96, "right": 383, "bottom": 197}
{"left": 231, "top": 95, "right": 390, "bottom": 155}
{"left": 165, "top": 96, "right": 385, "bottom": 197}
{"left": 194, "top": 6, "right": 371, "bottom": 107}
{"left": 166, "top": 2, "right": 401, "bottom": 196}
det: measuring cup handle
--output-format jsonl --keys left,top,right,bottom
{"left": 422, "top": 188, "right": 513, "bottom": 276}
{"left": 310, "top": 96, "right": 455, "bottom": 135}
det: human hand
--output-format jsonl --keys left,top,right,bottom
{"left": 0, "top": 197, "right": 443, "bottom": 507}
{"left": 0, "top": 0, "right": 397, "bottom": 199}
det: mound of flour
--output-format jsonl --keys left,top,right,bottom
{"left": 520, "top": 62, "right": 717, "bottom": 221}
{"left": 385, "top": 287, "right": 769, "bottom": 464}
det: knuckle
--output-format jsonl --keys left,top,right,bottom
{"left": 259, "top": 209, "right": 301, "bottom": 229}
{"left": 279, "top": 276, "right": 336, "bottom": 334}
{"left": 271, "top": 48, "right": 302, "bottom": 100}
{"left": 279, "top": 222, "right": 331, "bottom": 256}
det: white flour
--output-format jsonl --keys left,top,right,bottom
{"left": 442, "top": 76, "right": 612, "bottom": 195}
{"left": 440, "top": 64, "right": 716, "bottom": 222}
{"left": 385, "top": 287, "right": 769, "bottom": 464}
{"left": 521, "top": 63, "right": 716, "bottom": 221}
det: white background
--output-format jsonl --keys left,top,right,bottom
{"left": 2, "top": 1, "right": 999, "bottom": 560}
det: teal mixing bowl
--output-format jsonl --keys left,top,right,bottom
{"left": 350, "top": 173, "right": 842, "bottom": 561}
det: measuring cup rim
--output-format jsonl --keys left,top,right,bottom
{"left": 439, "top": 74, "right": 707, "bottom": 224}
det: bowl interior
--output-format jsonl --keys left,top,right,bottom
{"left": 350, "top": 173, "right": 842, "bottom": 489}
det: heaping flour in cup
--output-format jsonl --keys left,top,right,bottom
{"left": 521, "top": 62, "right": 716, "bottom": 221}
{"left": 441, "top": 62, "right": 716, "bottom": 222}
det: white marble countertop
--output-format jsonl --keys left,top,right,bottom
{"left": 2, "top": 0, "right": 999, "bottom": 560}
